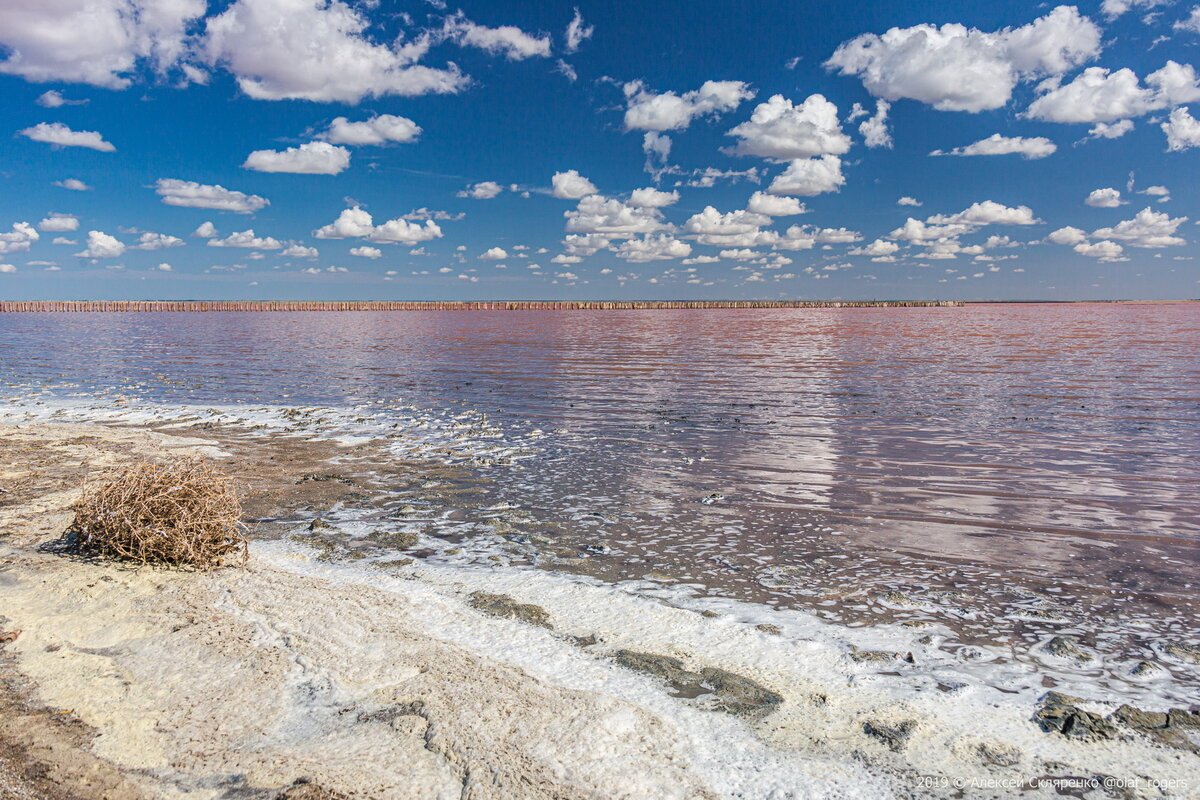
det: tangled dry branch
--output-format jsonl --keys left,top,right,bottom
{"left": 70, "top": 459, "right": 247, "bottom": 569}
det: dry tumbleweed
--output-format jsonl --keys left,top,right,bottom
{"left": 70, "top": 459, "right": 246, "bottom": 569}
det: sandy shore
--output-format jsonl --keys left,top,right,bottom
{"left": 1, "top": 420, "right": 1197, "bottom": 799}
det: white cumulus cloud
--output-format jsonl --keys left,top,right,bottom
{"left": 204, "top": 0, "right": 467, "bottom": 103}
{"left": 75, "top": 230, "right": 125, "bottom": 258}
{"left": 725, "top": 94, "right": 851, "bottom": 160}
{"left": 1026, "top": 61, "right": 1200, "bottom": 123}
{"left": 551, "top": 169, "right": 598, "bottom": 199}
{"left": 156, "top": 179, "right": 269, "bottom": 213}
{"left": 767, "top": 155, "right": 845, "bottom": 196}
{"left": 932, "top": 133, "right": 1057, "bottom": 159}
{"left": 623, "top": 79, "right": 755, "bottom": 132}
{"left": 1085, "top": 187, "right": 1124, "bottom": 208}
{"left": 243, "top": 141, "right": 350, "bottom": 174}
{"left": 19, "top": 122, "right": 115, "bottom": 152}
{"left": 322, "top": 114, "right": 421, "bottom": 145}
{"left": 1162, "top": 106, "right": 1200, "bottom": 151}
{"left": 826, "top": 6, "right": 1101, "bottom": 113}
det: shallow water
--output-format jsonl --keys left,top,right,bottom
{"left": 2, "top": 303, "right": 1199, "bottom": 702}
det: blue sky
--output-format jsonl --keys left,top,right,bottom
{"left": 1, "top": 0, "right": 1199, "bottom": 301}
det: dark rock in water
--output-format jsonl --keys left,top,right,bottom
{"left": 1034, "top": 695, "right": 1117, "bottom": 741}
{"left": 612, "top": 649, "right": 782, "bottom": 717}
{"left": 307, "top": 518, "right": 332, "bottom": 531}
{"left": 848, "top": 646, "right": 915, "bottom": 665}
{"left": 366, "top": 530, "right": 419, "bottom": 550}
{"left": 1128, "top": 660, "right": 1165, "bottom": 678}
{"left": 976, "top": 741, "right": 1021, "bottom": 767}
{"left": 614, "top": 650, "right": 706, "bottom": 697}
{"left": 863, "top": 719, "right": 917, "bottom": 752}
{"left": 700, "top": 610, "right": 720, "bottom": 619}
{"left": 1113, "top": 705, "right": 1168, "bottom": 730}
{"left": 467, "top": 591, "right": 552, "bottom": 629}
{"left": 1163, "top": 642, "right": 1200, "bottom": 665}
{"left": 1044, "top": 635, "right": 1092, "bottom": 663}
{"left": 1111, "top": 704, "right": 1200, "bottom": 753}
{"left": 699, "top": 667, "right": 783, "bottom": 717}
{"left": 755, "top": 623, "right": 782, "bottom": 635}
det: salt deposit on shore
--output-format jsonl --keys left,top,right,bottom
{"left": 0, "top": 421, "right": 1196, "bottom": 799}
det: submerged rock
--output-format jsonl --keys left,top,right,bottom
{"left": 975, "top": 741, "right": 1021, "bottom": 767}
{"left": 1034, "top": 694, "right": 1117, "bottom": 741}
{"left": 755, "top": 623, "right": 782, "bottom": 636}
{"left": 1112, "top": 704, "right": 1200, "bottom": 753}
{"left": 612, "top": 649, "right": 782, "bottom": 718}
{"left": 1128, "top": 660, "right": 1165, "bottom": 679}
{"left": 1163, "top": 642, "right": 1200, "bottom": 665}
{"left": 848, "top": 646, "right": 915, "bottom": 665}
{"left": 862, "top": 720, "right": 917, "bottom": 752}
{"left": 467, "top": 591, "right": 552, "bottom": 629}
{"left": 1044, "top": 635, "right": 1093, "bottom": 663}
{"left": 366, "top": 530, "right": 419, "bottom": 550}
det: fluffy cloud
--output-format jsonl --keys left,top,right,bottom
{"left": 0, "top": 0, "right": 204, "bottom": 88}
{"left": 1073, "top": 240, "right": 1125, "bottom": 260}
{"left": 480, "top": 247, "right": 508, "bottom": 260}
{"left": 1087, "top": 119, "right": 1134, "bottom": 139}
{"left": 928, "top": 201, "right": 1040, "bottom": 227}
{"left": 615, "top": 234, "right": 692, "bottom": 262}
{"left": 208, "top": 229, "right": 283, "bottom": 249}
{"left": 322, "top": 114, "right": 421, "bottom": 145}
{"left": 564, "top": 8, "right": 593, "bottom": 53}
{"left": 282, "top": 244, "right": 317, "bottom": 258}
{"left": 458, "top": 181, "right": 503, "bottom": 199}
{"left": 52, "top": 179, "right": 91, "bottom": 193}
{"left": 857, "top": 99, "right": 892, "bottom": 148}
{"left": 1047, "top": 226, "right": 1088, "bottom": 245}
{"left": 1162, "top": 106, "right": 1200, "bottom": 151}
{"left": 75, "top": 230, "right": 125, "bottom": 258}
{"left": 1085, "top": 187, "right": 1124, "bottom": 208}
{"left": 725, "top": 94, "right": 851, "bottom": 160}
{"left": 0, "top": 222, "right": 39, "bottom": 255}
{"left": 155, "top": 262, "right": 173, "bottom": 271}
{"left": 193, "top": 221, "right": 217, "bottom": 238}
{"left": 204, "top": 0, "right": 466, "bottom": 103}
{"left": 766, "top": 155, "right": 845, "bottom": 196}
{"left": 897, "top": 196, "right": 922, "bottom": 207}
{"left": 1092, "top": 207, "right": 1188, "bottom": 247}
{"left": 1103, "top": 0, "right": 1169, "bottom": 19}
{"left": 349, "top": 246, "right": 382, "bottom": 259}
{"left": 849, "top": 238, "right": 901, "bottom": 257}
{"left": 38, "top": 213, "right": 78, "bottom": 232}
{"left": 746, "top": 191, "right": 806, "bottom": 216}
{"left": 551, "top": 169, "right": 598, "bottom": 199}
{"left": 243, "top": 141, "right": 350, "bottom": 174}
{"left": 623, "top": 79, "right": 755, "bottom": 132}
{"left": 441, "top": 12, "right": 551, "bottom": 60}
{"left": 133, "top": 232, "right": 185, "bottom": 249}
{"left": 932, "top": 133, "right": 1056, "bottom": 159}
{"left": 826, "top": 6, "right": 1101, "bottom": 113}
{"left": 685, "top": 207, "right": 771, "bottom": 237}
{"left": 1026, "top": 61, "right": 1200, "bottom": 123}
{"left": 1177, "top": 7, "right": 1200, "bottom": 33}
{"left": 314, "top": 206, "right": 444, "bottom": 245}
{"left": 0, "top": 264, "right": 16, "bottom": 273}
{"left": 564, "top": 195, "right": 669, "bottom": 237}
{"left": 155, "top": 179, "right": 269, "bottom": 213}
{"left": 627, "top": 187, "right": 679, "bottom": 208}
{"left": 19, "top": 122, "right": 115, "bottom": 152}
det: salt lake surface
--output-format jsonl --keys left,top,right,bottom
{"left": 3, "top": 302, "right": 1199, "bottom": 705}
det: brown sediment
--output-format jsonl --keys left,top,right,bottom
{"left": 0, "top": 299, "right": 962, "bottom": 312}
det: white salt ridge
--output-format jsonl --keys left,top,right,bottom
{"left": 259, "top": 539, "right": 1200, "bottom": 799}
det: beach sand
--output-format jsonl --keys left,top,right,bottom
{"left": 1, "top": 421, "right": 1196, "bottom": 799}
